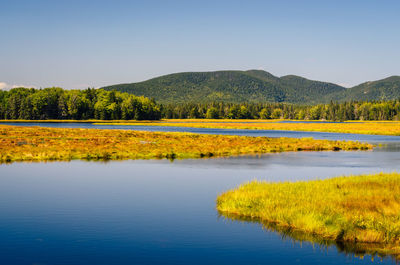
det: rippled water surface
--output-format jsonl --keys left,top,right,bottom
{"left": 1, "top": 123, "right": 399, "bottom": 264}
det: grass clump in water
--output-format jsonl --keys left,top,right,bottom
{"left": 217, "top": 172, "right": 400, "bottom": 259}
{"left": 0, "top": 125, "right": 372, "bottom": 163}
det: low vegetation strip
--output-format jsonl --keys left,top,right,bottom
{"left": 216, "top": 173, "right": 400, "bottom": 258}
{"left": 96, "top": 120, "right": 400, "bottom": 136}
{"left": 2, "top": 119, "right": 400, "bottom": 136}
{"left": 0, "top": 125, "right": 371, "bottom": 163}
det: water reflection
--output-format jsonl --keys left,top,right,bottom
{"left": 218, "top": 212, "right": 399, "bottom": 263}
{"left": 1, "top": 154, "right": 399, "bottom": 264}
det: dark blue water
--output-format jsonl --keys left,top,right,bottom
{"left": 1, "top": 123, "right": 399, "bottom": 264}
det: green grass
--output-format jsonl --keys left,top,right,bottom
{"left": 217, "top": 173, "right": 400, "bottom": 259}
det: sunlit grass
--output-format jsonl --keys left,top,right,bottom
{"left": 95, "top": 119, "right": 400, "bottom": 136}
{"left": 3, "top": 119, "right": 400, "bottom": 136}
{"left": 0, "top": 119, "right": 160, "bottom": 123}
{"left": 217, "top": 172, "right": 400, "bottom": 259}
{"left": 0, "top": 125, "right": 371, "bottom": 163}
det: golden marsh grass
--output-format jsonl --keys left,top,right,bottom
{"left": 217, "top": 172, "right": 400, "bottom": 259}
{"left": 0, "top": 125, "right": 371, "bottom": 163}
{"left": 3, "top": 119, "right": 400, "bottom": 136}
{"left": 96, "top": 119, "right": 400, "bottom": 136}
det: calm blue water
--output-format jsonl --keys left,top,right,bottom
{"left": 1, "top": 123, "right": 400, "bottom": 264}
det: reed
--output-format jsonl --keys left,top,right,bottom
{"left": 217, "top": 172, "right": 400, "bottom": 259}
{"left": 0, "top": 125, "right": 371, "bottom": 163}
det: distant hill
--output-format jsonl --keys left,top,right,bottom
{"left": 278, "top": 75, "right": 346, "bottom": 103}
{"left": 330, "top": 76, "right": 400, "bottom": 102}
{"left": 101, "top": 70, "right": 400, "bottom": 104}
{"left": 103, "top": 71, "right": 284, "bottom": 104}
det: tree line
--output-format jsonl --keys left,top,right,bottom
{"left": 0, "top": 87, "right": 161, "bottom": 120}
{"left": 160, "top": 100, "right": 400, "bottom": 121}
{"left": 1, "top": 87, "right": 399, "bottom": 121}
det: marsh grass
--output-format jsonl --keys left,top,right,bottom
{"left": 96, "top": 119, "right": 400, "bottom": 136}
{"left": 0, "top": 125, "right": 371, "bottom": 163}
{"left": 217, "top": 172, "right": 400, "bottom": 259}
{"left": 3, "top": 119, "right": 400, "bottom": 136}
{"left": 0, "top": 119, "right": 160, "bottom": 123}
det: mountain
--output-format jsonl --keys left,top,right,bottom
{"left": 330, "top": 76, "right": 400, "bottom": 102}
{"left": 278, "top": 75, "right": 346, "bottom": 103}
{"left": 102, "top": 71, "right": 286, "bottom": 104}
{"left": 101, "top": 70, "right": 400, "bottom": 104}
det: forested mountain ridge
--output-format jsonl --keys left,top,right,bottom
{"left": 102, "top": 70, "right": 400, "bottom": 104}
{"left": 278, "top": 75, "right": 346, "bottom": 103}
{"left": 103, "top": 71, "right": 285, "bottom": 104}
{"left": 330, "top": 76, "right": 400, "bottom": 102}
{"left": 101, "top": 70, "right": 347, "bottom": 104}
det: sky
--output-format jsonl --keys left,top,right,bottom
{"left": 0, "top": 0, "right": 399, "bottom": 90}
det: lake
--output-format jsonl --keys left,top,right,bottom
{"left": 1, "top": 123, "right": 399, "bottom": 264}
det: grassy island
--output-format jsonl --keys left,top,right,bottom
{"left": 217, "top": 172, "right": 400, "bottom": 259}
{"left": 0, "top": 125, "right": 372, "bottom": 163}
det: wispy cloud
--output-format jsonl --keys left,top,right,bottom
{"left": 0, "top": 82, "right": 9, "bottom": 90}
{"left": 0, "top": 82, "right": 36, "bottom": 90}
{"left": 12, "top": 84, "right": 35, "bottom": 89}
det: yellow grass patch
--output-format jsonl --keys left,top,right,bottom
{"left": 0, "top": 125, "right": 371, "bottom": 163}
{"left": 96, "top": 119, "right": 400, "bottom": 136}
{"left": 217, "top": 172, "right": 400, "bottom": 259}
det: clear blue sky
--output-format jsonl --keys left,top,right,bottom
{"left": 1, "top": 0, "right": 399, "bottom": 89}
